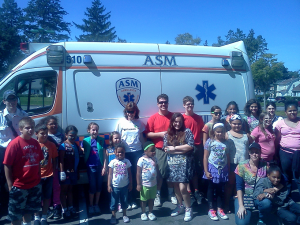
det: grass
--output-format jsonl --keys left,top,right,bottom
{"left": 276, "top": 111, "right": 286, "bottom": 118}
{"left": 19, "top": 96, "right": 53, "bottom": 106}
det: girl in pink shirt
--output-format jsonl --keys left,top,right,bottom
{"left": 250, "top": 112, "right": 276, "bottom": 162}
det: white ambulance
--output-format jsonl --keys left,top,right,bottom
{"left": 0, "top": 41, "right": 254, "bottom": 182}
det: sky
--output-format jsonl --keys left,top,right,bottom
{"left": 4, "top": 0, "right": 300, "bottom": 71}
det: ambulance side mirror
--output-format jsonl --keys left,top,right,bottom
{"left": 46, "top": 45, "right": 65, "bottom": 64}
{"left": 231, "top": 51, "right": 244, "bottom": 67}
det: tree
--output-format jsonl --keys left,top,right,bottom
{"left": 203, "top": 40, "right": 208, "bottom": 46}
{"left": 165, "top": 40, "right": 170, "bottom": 44}
{"left": 117, "top": 37, "right": 127, "bottom": 43}
{"left": 175, "top": 33, "right": 201, "bottom": 45}
{"left": 73, "top": 0, "right": 116, "bottom": 42}
{"left": 251, "top": 54, "right": 283, "bottom": 107}
{"left": 212, "top": 36, "right": 225, "bottom": 47}
{"left": 0, "top": 0, "right": 24, "bottom": 77}
{"left": 24, "top": 0, "right": 71, "bottom": 42}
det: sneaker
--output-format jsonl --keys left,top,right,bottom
{"left": 62, "top": 210, "right": 71, "bottom": 220}
{"left": 110, "top": 215, "right": 117, "bottom": 224}
{"left": 141, "top": 213, "right": 148, "bottom": 221}
{"left": 184, "top": 207, "right": 193, "bottom": 222}
{"left": 94, "top": 205, "right": 101, "bottom": 214}
{"left": 41, "top": 219, "right": 48, "bottom": 225}
{"left": 88, "top": 206, "right": 95, "bottom": 215}
{"left": 53, "top": 208, "right": 62, "bottom": 220}
{"left": 47, "top": 209, "right": 54, "bottom": 219}
{"left": 70, "top": 207, "right": 78, "bottom": 218}
{"left": 127, "top": 204, "right": 132, "bottom": 210}
{"left": 148, "top": 212, "right": 157, "bottom": 221}
{"left": 194, "top": 191, "right": 204, "bottom": 205}
{"left": 118, "top": 203, "right": 123, "bottom": 213}
{"left": 217, "top": 208, "right": 228, "bottom": 220}
{"left": 190, "top": 194, "right": 196, "bottom": 206}
{"left": 34, "top": 220, "right": 41, "bottom": 225}
{"left": 170, "top": 195, "right": 178, "bottom": 205}
{"left": 154, "top": 194, "right": 162, "bottom": 207}
{"left": 257, "top": 219, "right": 266, "bottom": 225}
{"left": 208, "top": 209, "right": 218, "bottom": 221}
{"left": 171, "top": 204, "right": 185, "bottom": 217}
{"left": 123, "top": 216, "right": 130, "bottom": 223}
{"left": 131, "top": 203, "right": 138, "bottom": 209}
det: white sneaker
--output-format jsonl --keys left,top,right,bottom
{"left": 148, "top": 212, "right": 157, "bottom": 221}
{"left": 127, "top": 204, "right": 132, "bottom": 210}
{"left": 217, "top": 208, "right": 228, "bottom": 220}
{"left": 170, "top": 195, "right": 177, "bottom": 205}
{"left": 131, "top": 203, "right": 138, "bottom": 209}
{"left": 171, "top": 204, "right": 185, "bottom": 217}
{"left": 154, "top": 194, "right": 161, "bottom": 207}
{"left": 141, "top": 213, "right": 148, "bottom": 221}
{"left": 184, "top": 207, "right": 193, "bottom": 222}
{"left": 118, "top": 203, "right": 123, "bottom": 213}
{"left": 123, "top": 216, "right": 130, "bottom": 223}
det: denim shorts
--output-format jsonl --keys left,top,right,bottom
{"left": 7, "top": 184, "right": 42, "bottom": 221}
{"left": 40, "top": 176, "right": 53, "bottom": 200}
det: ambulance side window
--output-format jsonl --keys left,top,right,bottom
{"left": 16, "top": 71, "right": 57, "bottom": 116}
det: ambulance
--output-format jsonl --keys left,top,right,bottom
{"left": 0, "top": 41, "right": 254, "bottom": 183}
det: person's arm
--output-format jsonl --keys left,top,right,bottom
{"left": 146, "top": 131, "right": 167, "bottom": 139}
{"left": 102, "top": 148, "right": 107, "bottom": 176}
{"left": 203, "top": 149, "right": 212, "bottom": 179}
{"left": 165, "top": 144, "right": 193, "bottom": 154}
{"left": 136, "top": 166, "right": 142, "bottom": 192}
{"left": 236, "top": 190, "right": 247, "bottom": 219}
{"left": 4, "top": 165, "right": 13, "bottom": 191}
{"left": 203, "top": 132, "right": 209, "bottom": 147}
{"left": 107, "top": 167, "right": 113, "bottom": 193}
{"left": 59, "top": 150, "right": 65, "bottom": 172}
{"left": 128, "top": 167, "right": 132, "bottom": 191}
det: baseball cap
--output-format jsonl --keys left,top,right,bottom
{"left": 249, "top": 142, "right": 261, "bottom": 151}
{"left": 3, "top": 90, "right": 17, "bottom": 100}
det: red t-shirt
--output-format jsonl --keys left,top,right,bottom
{"left": 3, "top": 136, "right": 44, "bottom": 189}
{"left": 145, "top": 112, "right": 173, "bottom": 149}
{"left": 183, "top": 113, "right": 204, "bottom": 145}
{"left": 40, "top": 141, "right": 58, "bottom": 178}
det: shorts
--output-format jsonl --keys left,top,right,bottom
{"left": 140, "top": 185, "right": 157, "bottom": 201}
{"left": 59, "top": 171, "right": 77, "bottom": 185}
{"left": 40, "top": 176, "right": 53, "bottom": 200}
{"left": 7, "top": 184, "right": 42, "bottom": 221}
{"left": 193, "top": 144, "right": 204, "bottom": 176}
{"left": 155, "top": 148, "right": 169, "bottom": 179}
{"left": 230, "top": 163, "right": 238, "bottom": 173}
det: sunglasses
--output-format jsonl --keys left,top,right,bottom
{"left": 158, "top": 101, "right": 168, "bottom": 105}
{"left": 212, "top": 112, "right": 222, "bottom": 115}
{"left": 126, "top": 110, "right": 135, "bottom": 114}
{"left": 5, "top": 97, "right": 17, "bottom": 102}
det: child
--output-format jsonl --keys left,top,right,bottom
{"left": 108, "top": 143, "right": 132, "bottom": 224}
{"left": 203, "top": 122, "right": 231, "bottom": 221}
{"left": 58, "top": 125, "right": 80, "bottom": 220}
{"left": 225, "top": 114, "right": 250, "bottom": 213}
{"left": 202, "top": 106, "right": 222, "bottom": 145}
{"left": 34, "top": 123, "right": 58, "bottom": 225}
{"left": 106, "top": 131, "right": 121, "bottom": 165}
{"left": 253, "top": 164, "right": 300, "bottom": 225}
{"left": 3, "top": 117, "right": 44, "bottom": 225}
{"left": 243, "top": 99, "right": 262, "bottom": 133}
{"left": 136, "top": 141, "right": 158, "bottom": 221}
{"left": 41, "top": 116, "right": 64, "bottom": 219}
{"left": 82, "top": 122, "right": 106, "bottom": 215}
{"left": 222, "top": 101, "right": 240, "bottom": 131}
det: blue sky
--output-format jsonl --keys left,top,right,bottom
{"left": 5, "top": 0, "right": 300, "bottom": 71}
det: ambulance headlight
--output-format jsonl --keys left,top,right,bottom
{"left": 231, "top": 51, "right": 244, "bottom": 67}
{"left": 84, "top": 55, "right": 92, "bottom": 63}
{"left": 46, "top": 45, "right": 64, "bottom": 64}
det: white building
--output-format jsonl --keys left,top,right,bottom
{"left": 276, "top": 78, "right": 300, "bottom": 97}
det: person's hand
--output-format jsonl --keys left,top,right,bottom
{"left": 257, "top": 193, "right": 266, "bottom": 201}
{"left": 60, "top": 172, "right": 66, "bottom": 181}
{"left": 237, "top": 206, "right": 247, "bottom": 219}
{"left": 205, "top": 171, "right": 212, "bottom": 180}
{"left": 128, "top": 183, "right": 132, "bottom": 192}
{"left": 8, "top": 185, "right": 12, "bottom": 192}
{"left": 101, "top": 167, "right": 106, "bottom": 176}
{"left": 136, "top": 184, "right": 142, "bottom": 192}
{"left": 264, "top": 188, "right": 276, "bottom": 194}
{"left": 160, "top": 131, "right": 167, "bottom": 138}
{"left": 108, "top": 186, "right": 112, "bottom": 193}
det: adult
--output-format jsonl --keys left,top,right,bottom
{"left": 266, "top": 102, "right": 283, "bottom": 130}
{"left": 275, "top": 101, "right": 300, "bottom": 194}
{"left": 235, "top": 143, "right": 268, "bottom": 225}
{"left": 250, "top": 112, "right": 276, "bottom": 162}
{"left": 0, "top": 90, "right": 27, "bottom": 208}
{"left": 145, "top": 94, "right": 173, "bottom": 207}
{"left": 243, "top": 99, "right": 262, "bottom": 134}
{"left": 115, "top": 102, "right": 145, "bottom": 209}
{"left": 163, "top": 113, "right": 194, "bottom": 222}
{"left": 182, "top": 96, "right": 204, "bottom": 205}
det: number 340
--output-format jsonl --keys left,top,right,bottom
{"left": 66, "top": 56, "right": 82, "bottom": 64}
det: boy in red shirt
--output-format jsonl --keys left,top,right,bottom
{"left": 182, "top": 96, "right": 205, "bottom": 205}
{"left": 3, "top": 117, "right": 44, "bottom": 225}
{"left": 33, "top": 123, "right": 58, "bottom": 225}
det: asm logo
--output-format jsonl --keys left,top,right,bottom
{"left": 116, "top": 78, "right": 141, "bottom": 108}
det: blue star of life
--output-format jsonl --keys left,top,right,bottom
{"left": 124, "top": 92, "right": 135, "bottom": 103}
{"left": 195, "top": 81, "right": 216, "bottom": 104}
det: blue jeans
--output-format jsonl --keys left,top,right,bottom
{"left": 234, "top": 198, "right": 253, "bottom": 225}
{"left": 277, "top": 202, "right": 300, "bottom": 225}
{"left": 87, "top": 165, "right": 103, "bottom": 194}
{"left": 110, "top": 185, "right": 128, "bottom": 211}
{"left": 254, "top": 199, "right": 273, "bottom": 221}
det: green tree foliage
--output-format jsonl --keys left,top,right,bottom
{"left": 74, "top": 0, "right": 116, "bottom": 42}
{"left": 203, "top": 40, "right": 208, "bottom": 46}
{"left": 24, "top": 0, "right": 71, "bottom": 42}
{"left": 175, "top": 33, "right": 201, "bottom": 45}
{"left": 251, "top": 54, "right": 283, "bottom": 105}
{"left": 117, "top": 38, "right": 127, "bottom": 43}
{"left": 213, "top": 29, "right": 268, "bottom": 64}
{"left": 0, "top": 0, "right": 24, "bottom": 77}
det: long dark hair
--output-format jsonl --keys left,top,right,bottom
{"left": 166, "top": 113, "right": 186, "bottom": 146}
{"left": 225, "top": 101, "right": 240, "bottom": 115}
{"left": 244, "top": 99, "right": 262, "bottom": 117}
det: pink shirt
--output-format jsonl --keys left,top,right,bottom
{"left": 275, "top": 119, "right": 300, "bottom": 152}
{"left": 251, "top": 126, "right": 275, "bottom": 161}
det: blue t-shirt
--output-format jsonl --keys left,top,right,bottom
{"left": 59, "top": 143, "right": 79, "bottom": 172}
{"left": 107, "top": 147, "right": 116, "bottom": 163}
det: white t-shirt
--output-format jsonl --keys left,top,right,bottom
{"left": 115, "top": 118, "right": 145, "bottom": 152}
{"left": 137, "top": 156, "right": 157, "bottom": 187}
{"left": 108, "top": 158, "right": 132, "bottom": 188}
